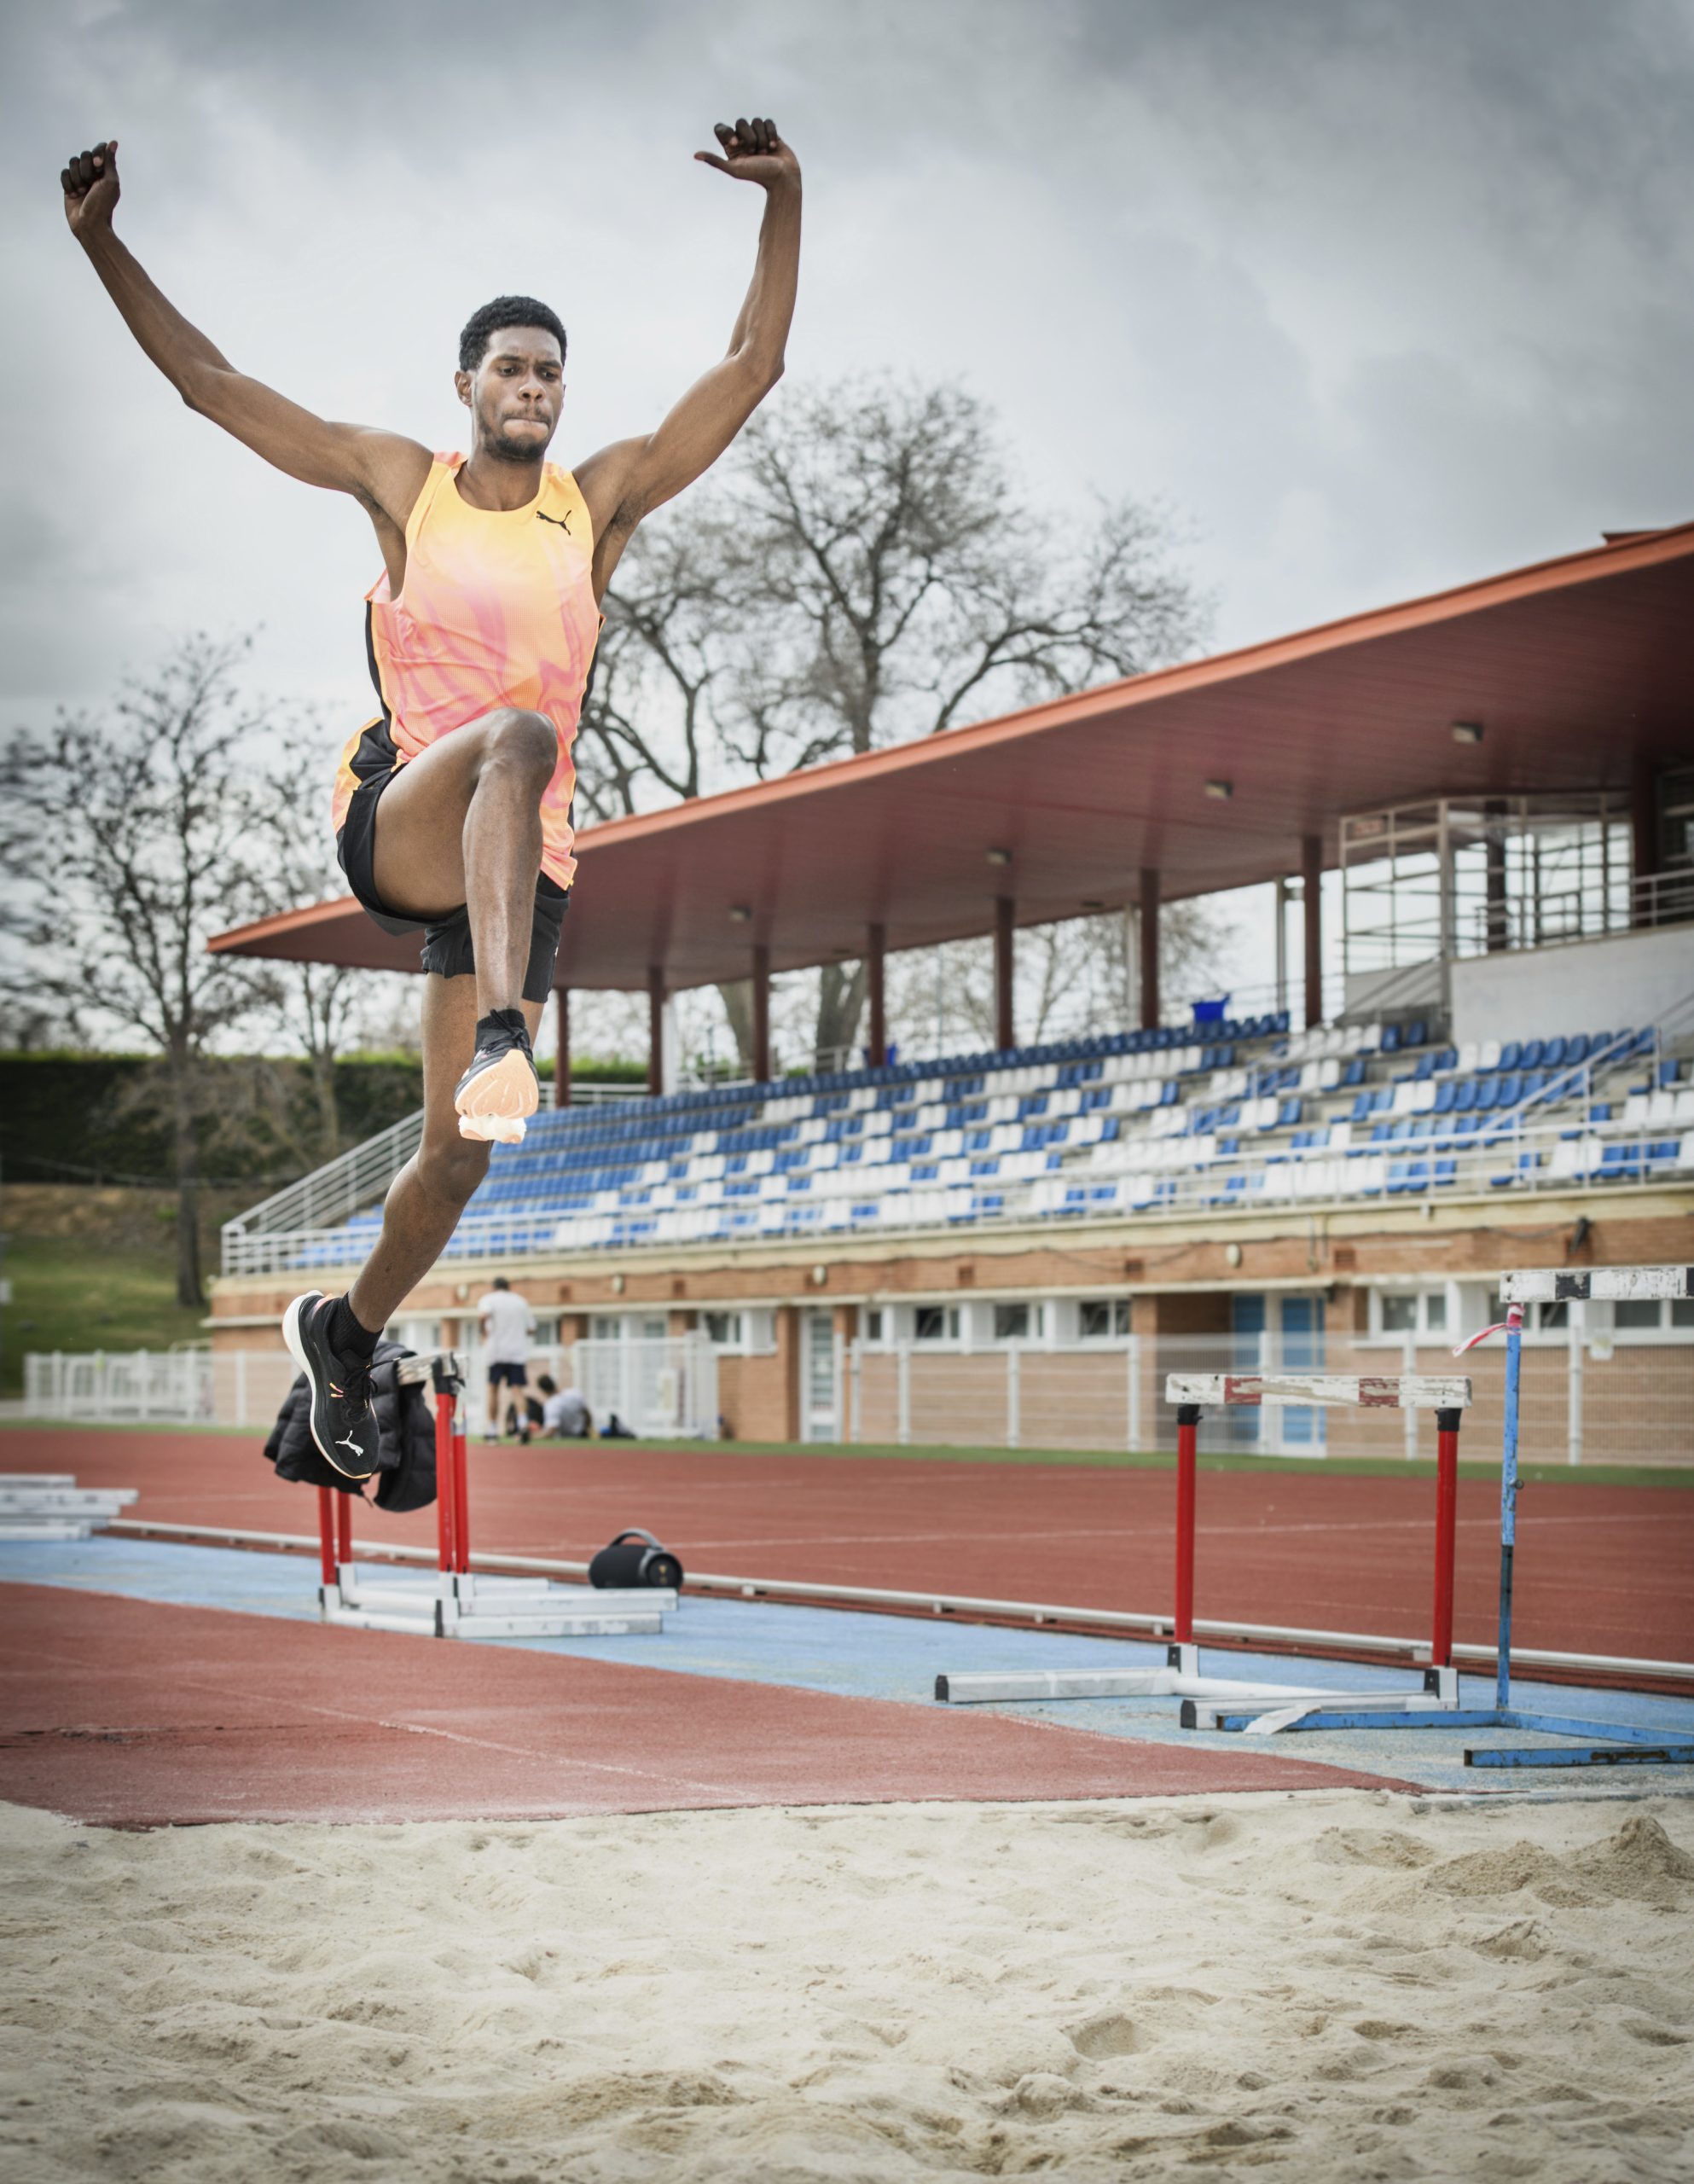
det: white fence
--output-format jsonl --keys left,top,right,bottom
{"left": 21, "top": 1328, "right": 1687, "bottom": 1462}
{"left": 22, "top": 1333, "right": 720, "bottom": 1441}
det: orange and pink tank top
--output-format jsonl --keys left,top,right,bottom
{"left": 331, "top": 454, "right": 600, "bottom": 891}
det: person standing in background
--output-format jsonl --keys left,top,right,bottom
{"left": 477, "top": 1275, "right": 534, "bottom": 1440}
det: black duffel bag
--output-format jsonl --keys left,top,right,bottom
{"left": 263, "top": 1339, "right": 439, "bottom": 1513}
{"left": 589, "top": 1527, "right": 683, "bottom": 1591}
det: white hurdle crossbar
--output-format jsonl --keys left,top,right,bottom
{"left": 936, "top": 1371, "right": 1470, "bottom": 1730}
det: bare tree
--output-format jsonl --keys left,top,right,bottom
{"left": 242, "top": 735, "right": 387, "bottom": 1166}
{"left": 590, "top": 376, "right": 1208, "bottom": 1065}
{"left": 0, "top": 636, "right": 272, "bottom": 1304}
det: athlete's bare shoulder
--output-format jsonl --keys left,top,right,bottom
{"left": 570, "top": 441, "right": 644, "bottom": 592}
{"left": 350, "top": 432, "right": 435, "bottom": 530}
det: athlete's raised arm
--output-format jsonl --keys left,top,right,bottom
{"left": 61, "top": 141, "right": 429, "bottom": 531}
{"left": 577, "top": 117, "right": 801, "bottom": 594}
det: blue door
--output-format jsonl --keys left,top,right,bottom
{"left": 1279, "top": 1296, "right": 1326, "bottom": 1451}
{"left": 1228, "top": 1294, "right": 1266, "bottom": 1447}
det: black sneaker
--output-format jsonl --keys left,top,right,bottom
{"left": 282, "top": 1290, "right": 380, "bottom": 1480}
{"left": 455, "top": 1008, "right": 539, "bottom": 1144}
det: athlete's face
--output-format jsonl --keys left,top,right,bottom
{"left": 456, "top": 328, "right": 565, "bottom": 462}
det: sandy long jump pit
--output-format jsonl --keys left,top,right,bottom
{"left": 3, "top": 1788, "right": 1692, "bottom": 2181}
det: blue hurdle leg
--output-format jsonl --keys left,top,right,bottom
{"left": 1467, "top": 1744, "right": 1694, "bottom": 1769}
{"left": 1204, "top": 1709, "right": 1506, "bottom": 1734}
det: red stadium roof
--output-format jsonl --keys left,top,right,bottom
{"left": 210, "top": 521, "right": 1693, "bottom": 990}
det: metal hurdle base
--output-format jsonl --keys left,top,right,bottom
{"left": 937, "top": 1643, "right": 1459, "bottom": 1720}
{"left": 1192, "top": 1705, "right": 1694, "bottom": 1769}
{"left": 0, "top": 1475, "right": 139, "bottom": 1541}
{"left": 321, "top": 1565, "right": 676, "bottom": 1640}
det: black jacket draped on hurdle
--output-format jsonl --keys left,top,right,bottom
{"left": 263, "top": 1340, "right": 439, "bottom": 1513}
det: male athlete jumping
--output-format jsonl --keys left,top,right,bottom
{"left": 62, "top": 119, "right": 800, "bottom": 1479}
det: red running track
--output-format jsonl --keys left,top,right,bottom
{"left": 8, "top": 1429, "right": 1692, "bottom": 1662}
{"left": 0, "top": 1586, "right": 1413, "bottom": 1826}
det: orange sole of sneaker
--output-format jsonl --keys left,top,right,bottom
{"left": 455, "top": 1048, "right": 538, "bottom": 1144}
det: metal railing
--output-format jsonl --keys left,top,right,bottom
{"left": 221, "top": 1081, "right": 648, "bottom": 1246}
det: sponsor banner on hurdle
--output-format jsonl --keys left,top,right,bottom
{"left": 936, "top": 1371, "right": 1468, "bottom": 1727}
{"left": 1501, "top": 1265, "right": 1692, "bottom": 1303}
{"left": 1165, "top": 1373, "right": 1471, "bottom": 1410}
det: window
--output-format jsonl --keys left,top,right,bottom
{"left": 1675, "top": 1300, "right": 1694, "bottom": 1331}
{"left": 1376, "top": 1290, "right": 1447, "bottom": 1338}
{"left": 914, "top": 1305, "right": 961, "bottom": 1342}
{"left": 1536, "top": 1301, "right": 1568, "bottom": 1331}
{"left": 1079, "top": 1299, "right": 1131, "bottom": 1339}
{"left": 704, "top": 1311, "right": 743, "bottom": 1346}
{"left": 864, "top": 1308, "right": 884, "bottom": 1342}
{"left": 1615, "top": 1299, "right": 1661, "bottom": 1331}
{"left": 993, "top": 1302, "right": 1030, "bottom": 1342}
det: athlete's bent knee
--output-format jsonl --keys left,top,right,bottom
{"left": 479, "top": 707, "right": 557, "bottom": 781}
{"left": 418, "top": 1136, "right": 490, "bottom": 1205}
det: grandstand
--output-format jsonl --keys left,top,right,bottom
{"left": 206, "top": 524, "right": 1694, "bottom": 1456}
{"left": 225, "top": 1015, "right": 1690, "bottom": 1269}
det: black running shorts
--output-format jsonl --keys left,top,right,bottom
{"left": 337, "top": 765, "right": 568, "bottom": 1004}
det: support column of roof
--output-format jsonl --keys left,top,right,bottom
{"left": 1302, "top": 834, "right": 1323, "bottom": 1030}
{"left": 1139, "top": 868, "right": 1160, "bottom": 1031}
{"left": 993, "top": 897, "right": 1015, "bottom": 1052}
{"left": 647, "top": 967, "right": 664, "bottom": 1096}
{"left": 553, "top": 982, "right": 570, "bottom": 1108}
{"left": 751, "top": 944, "right": 771, "bottom": 1083}
{"left": 866, "top": 922, "right": 886, "bottom": 1067}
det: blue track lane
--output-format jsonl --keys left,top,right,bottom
{"left": 5, "top": 1536, "right": 1692, "bottom": 1794}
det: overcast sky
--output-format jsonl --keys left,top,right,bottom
{"left": 4, "top": 0, "right": 1692, "bottom": 1036}
{"left": 8, "top": 0, "right": 1691, "bottom": 731}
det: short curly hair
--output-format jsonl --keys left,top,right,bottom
{"left": 458, "top": 295, "right": 568, "bottom": 374}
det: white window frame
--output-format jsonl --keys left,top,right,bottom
{"left": 1366, "top": 1285, "right": 1454, "bottom": 1345}
{"left": 1076, "top": 1297, "right": 1132, "bottom": 1344}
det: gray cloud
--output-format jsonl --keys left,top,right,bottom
{"left": 4, "top": 0, "right": 1691, "bottom": 729}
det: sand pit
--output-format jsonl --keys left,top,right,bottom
{"left": 3, "top": 1790, "right": 1692, "bottom": 2181}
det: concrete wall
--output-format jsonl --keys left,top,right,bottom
{"left": 1451, "top": 925, "right": 1694, "bottom": 1046}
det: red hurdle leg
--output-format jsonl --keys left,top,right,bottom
{"left": 335, "top": 1490, "right": 353, "bottom": 1569}
{"left": 316, "top": 1486, "right": 336, "bottom": 1588}
{"left": 451, "top": 1414, "right": 471, "bottom": 1575}
{"left": 1431, "top": 1406, "right": 1460, "bottom": 1670}
{"left": 1175, "top": 1404, "right": 1200, "bottom": 1647}
{"left": 434, "top": 1388, "right": 456, "bottom": 1573}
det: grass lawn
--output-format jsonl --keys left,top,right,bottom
{"left": 0, "top": 1231, "right": 204, "bottom": 1396}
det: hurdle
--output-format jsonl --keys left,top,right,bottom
{"left": 936, "top": 1371, "right": 1467, "bottom": 1727}
{"left": 0, "top": 1475, "right": 138, "bottom": 1541}
{"left": 1201, "top": 1269, "right": 1694, "bottom": 1769}
{"left": 316, "top": 1350, "right": 677, "bottom": 1640}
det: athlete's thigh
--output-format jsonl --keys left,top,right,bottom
{"left": 416, "top": 974, "right": 545, "bottom": 1152}
{"left": 370, "top": 711, "right": 532, "bottom": 916}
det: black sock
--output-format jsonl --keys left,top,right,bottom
{"left": 477, "top": 1008, "right": 531, "bottom": 1049}
{"left": 326, "top": 1293, "right": 379, "bottom": 1362}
